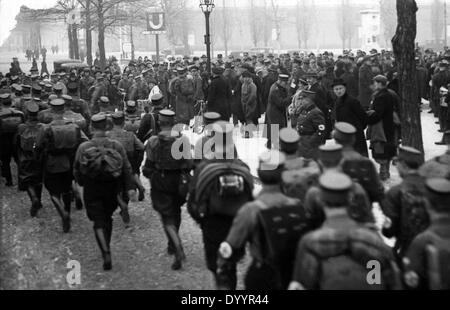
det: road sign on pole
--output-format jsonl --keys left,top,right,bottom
{"left": 143, "top": 9, "right": 166, "bottom": 64}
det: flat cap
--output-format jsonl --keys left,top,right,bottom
{"left": 91, "top": 113, "right": 107, "bottom": 123}
{"left": 203, "top": 112, "right": 221, "bottom": 124}
{"left": 333, "top": 122, "right": 357, "bottom": 143}
{"left": 151, "top": 93, "right": 164, "bottom": 103}
{"left": 32, "top": 85, "right": 42, "bottom": 92}
{"left": 426, "top": 178, "right": 450, "bottom": 195}
{"left": 280, "top": 128, "right": 300, "bottom": 154}
{"left": 100, "top": 96, "right": 109, "bottom": 103}
{"left": 319, "top": 171, "right": 352, "bottom": 192}
{"left": 332, "top": 78, "right": 346, "bottom": 88}
{"left": 318, "top": 143, "right": 343, "bottom": 162}
{"left": 53, "top": 84, "right": 63, "bottom": 91}
{"left": 373, "top": 75, "right": 388, "bottom": 84}
{"left": 279, "top": 74, "right": 290, "bottom": 81}
{"left": 126, "top": 100, "right": 136, "bottom": 108}
{"left": 50, "top": 98, "right": 65, "bottom": 106}
{"left": 62, "top": 95, "right": 73, "bottom": 101}
{"left": 112, "top": 111, "right": 125, "bottom": 119}
{"left": 0, "top": 93, "right": 11, "bottom": 100}
{"left": 159, "top": 109, "right": 176, "bottom": 122}
{"left": 398, "top": 145, "right": 423, "bottom": 165}
{"left": 26, "top": 101, "right": 40, "bottom": 114}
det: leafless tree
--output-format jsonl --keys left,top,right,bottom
{"left": 160, "top": 0, "right": 190, "bottom": 54}
{"left": 270, "top": 0, "right": 282, "bottom": 49}
{"left": 295, "top": 0, "right": 315, "bottom": 49}
{"left": 392, "top": 0, "right": 424, "bottom": 155}
{"left": 249, "top": 0, "right": 263, "bottom": 47}
{"left": 380, "top": 0, "right": 397, "bottom": 47}
{"left": 337, "top": 0, "right": 358, "bottom": 50}
{"left": 431, "top": 0, "right": 444, "bottom": 45}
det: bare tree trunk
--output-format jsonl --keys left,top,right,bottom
{"left": 68, "top": 25, "right": 74, "bottom": 59}
{"left": 222, "top": 0, "right": 228, "bottom": 57}
{"left": 97, "top": 0, "right": 106, "bottom": 70}
{"left": 73, "top": 24, "right": 80, "bottom": 60}
{"left": 392, "top": 0, "right": 424, "bottom": 155}
{"left": 130, "top": 24, "right": 135, "bottom": 61}
{"left": 86, "top": 0, "right": 93, "bottom": 66}
{"left": 296, "top": 0, "right": 302, "bottom": 49}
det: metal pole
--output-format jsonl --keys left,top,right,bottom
{"left": 205, "top": 11, "right": 212, "bottom": 74}
{"left": 156, "top": 34, "right": 160, "bottom": 64}
{"left": 445, "top": 0, "right": 448, "bottom": 48}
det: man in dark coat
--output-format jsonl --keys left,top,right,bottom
{"left": 332, "top": 78, "right": 369, "bottom": 157}
{"left": 358, "top": 56, "right": 375, "bottom": 110}
{"left": 207, "top": 67, "right": 232, "bottom": 122}
{"left": 265, "top": 74, "right": 291, "bottom": 149}
{"left": 307, "top": 73, "right": 333, "bottom": 139}
{"left": 262, "top": 65, "right": 278, "bottom": 115}
{"left": 367, "top": 75, "right": 398, "bottom": 181}
{"left": 340, "top": 62, "right": 358, "bottom": 98}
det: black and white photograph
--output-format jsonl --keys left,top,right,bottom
{"left": 0, "top": 0, "right": 449, "bottom": 294}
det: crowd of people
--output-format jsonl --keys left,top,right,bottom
{"left": 0, "top": 46, "right": 450, "bottom": 290}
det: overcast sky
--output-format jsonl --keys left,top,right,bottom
{"left": 0, "top": 0, "right": 438, "bottom": 45}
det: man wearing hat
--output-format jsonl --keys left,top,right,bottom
{"left": 137, "top": 93, "right": 165, "bottom": 143}
{"left": 123, "top": 100, "right": 141, "bottom": 134}
{"left": 262, "top": 65, "right": 279, "bottom": 114}
{"left": 381, "top": 145, "right": 429, "bottom": 259}
{"left": 432, "top": 60, "right": 450, "bottom": 128}
{"left": 334, "top": 122, "right": 384, "bottom": 205}
{"left": 15, "top": 102, "right": 46, "bottom": 216}
{"left": 67, "top": 80, "right": 91, "bottom": 123}
{"left": 404, "top": 178, "right": 450, "bottom": 290}
{"left": 90, "top": 75, "right": 107, "bottom": 110}
{"left": 266, "top": 73, "right": 292, "bottom": 149}
{"left": 173, "top": 67, "right": 195, "bottom": 125}
{"left": 107, "top": 111, "right": 145, "bottom": 207}
{"left": 304, "top": 143, "right": 374, "bottom": 227}
{"left": 280, "top": 128, "right": 321, "bottom": 202}
{"left": 290, "top": 171, "right": 400, "bottom": 290}
{"left": 142, "top": 109, "right": 193, "bottom": 270}
{"left": 358, "top": 55, "right": 375, "bottom": 110}
{"left": 295, "top": 95, "right": 326, "bottom": 160}
{"left": 74, "top": 113, "right": 135, "bottom": 270}
{"left": 80, "top": 68, "right": 95, "bottom": 101}
{"left": 333, "top": 78, "right": 369, "bottom": 157}
{"left": 193, "top": 112, "right": 222, "bottom": 164}
{"left": 206, "top": 67, "right": 231, "bottom": 122}
{"left": 37, "top": 99, "right": 88, "bottom": 233}
{"left": 188, "top": 121, "right": 253, "bottom": 290}
{"left": 0, "top": 93, "right": 25, "bottom": 186}
{"left": 118, "top": 73, "right": 133, "bottom": 102}
{"left": 218, "top": 150, "right": 310, "bottom": 290}
{"left": 430, "top": 60, "right": 450, "bottom": 117}
{"left": 367, "top": 74, "right": 398, "bottom": 181}
{"left": 0, "top": 78, "right": 10, "bottom": 95}
{"left": 61, "top": 95, "right": 88, "bottom": 135}
{"left": 307, "top": 72, "right": 333, "bottom": 138}
{"left": 38, "top": 97, "right": 66, "bottom": 124}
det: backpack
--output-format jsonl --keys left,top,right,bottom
{"left": 255, "top": 200, "right": 311, "bottom": 289}
{"left": 341, "top": 158, "right": 383, "bottom": 202}
{"left": 282, "top": 166, "right": 320, "bottom": 202}
{"left": 20, "top": 124, "right": 42, "bottom": 152}
{"left": 79, "top": 140, "right": 123, "bottom": 181}
{"left": 188, "top": 161, "right": 253, "bottom": 222}
{"left": 424, "top": 231, "right": 450, "bottom": 290}
{"left": 179, "top": 78, "right": 194, "bottom": 96}
{"left": 399, "top": 185, "right": 430, "bottom": 252}
{"left": 153, "top": 133, "right": 187, "bottom": 171}
{"left": 107, "top": 130, "right": 135, "bottom": 154}
{"left": 124, "top": 115, "right": 141, "bottom": 134}
{"left": 0, "top": 109, "right": 24, "bottom": 133}
{"left": 48, "top": 122, "right": 81, "bottom": 154}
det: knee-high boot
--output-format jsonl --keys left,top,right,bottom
{"left": 27, "top": 185, "right": 40, "bottom": 217}
{"left": 163, "top": 223, "right": 185, "bottom": 270}
{"left": 94, "top": 228, "right": 112, "bottom": 271}
{"left": 51, "top": 194, "right": 70, "bottom": 233}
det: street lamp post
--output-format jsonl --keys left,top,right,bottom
{"left": 200, "top": 0, "right": 215, "bottom": 74}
